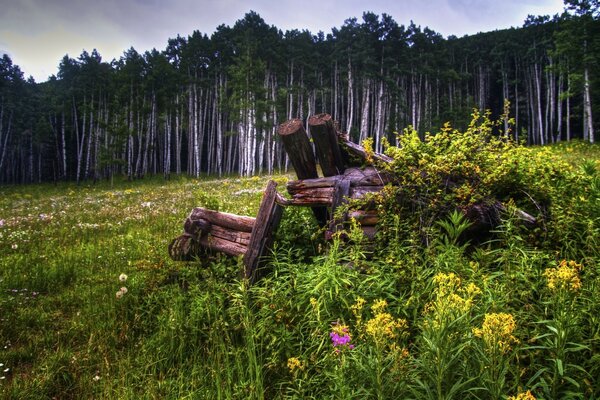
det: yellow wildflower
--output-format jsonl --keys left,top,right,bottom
{"left": 287, "top": 357, "right": 304, "bottom": 373}
{"left": 473, "top": 312, "right": 518, "bottom": 353}
{"left": 310, "top": 297, "right": 318, "bottom": 308}
{"left": 507, "top": 390, "right": 536, "bottom": 400}
{"left": 365, "top": 312, "right": 408, "bottom": 346}
{"left": 543, "top": 260, "right": 583, "bottom": 292}
{"left": 371, "top": 299, "right": 388, "bottom": 314}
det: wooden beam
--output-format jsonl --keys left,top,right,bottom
{"left": 244, "top": 180, "right": 284, "bottom": 283}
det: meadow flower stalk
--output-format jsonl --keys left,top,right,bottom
{"left": 507, "top": 390, "right": 536, "bottom": 400}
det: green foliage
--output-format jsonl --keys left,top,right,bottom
{"left": 0, "top": 137, "right": 599, "bottom": 398}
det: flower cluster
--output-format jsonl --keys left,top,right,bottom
{"left": 507, "top": 390, "right": 536, "bottom": 400}
{"left": 330, "top": 323, "right": 354, "bottom": 353}
{"left": 364, "top": 299, "right": 408, "bottom": 347}
{"left": 425, "top": 273, "right": 481, "bottom": 327}
{"left": 287, "top": 357, "right": 304, "bottom": 374}
{"left": 473, "top": 312, "right": 518, "bottom": 353}
{"left": 543, "top": 260, "right": 583, "bottom": 292}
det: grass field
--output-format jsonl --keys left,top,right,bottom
{"left": 0, "top": 139, "right": 598, "bottom": 399}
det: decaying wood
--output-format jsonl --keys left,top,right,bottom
{"left": 188, "top": 208, "right": 255, "bottom": 233}
{"left": 197, "top": 234, "right": 247, "bottom": 257}
{"left": 337, "top": 132, "right": 394, "bottom": 164}
{"left": 348, "top": 210, "right": 379, "bottom": 226}
{"left": 277, "top": 119, "right": 319, "bottom": 179}
{"left": 329, "top": 179, "right": 351, "bottom": 234}
{"left": 309, "top": 113, "right": 345, "bottom": 176}
{"left": 286, "top": 166, "right": 391, "bottom": 191}
{"left": 244, "top": 180, "right": 284, "bottom": 283}
{"left": 277, "top": 118, "right": 328, "bottom": 226}
{"left": 169, "top": 234, "right": 199, "bottom": 261}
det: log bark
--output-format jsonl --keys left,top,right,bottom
{"left": 328, "top": 178, "right": 351, "bottom": 236}
{"left": 198, "top": 234, "right": 247, "bottom": 257}
{"left": 244, "top": 180, "right": 284, "bottom": 282}
{"left": 169, "top": 234, "right": 199, "bottom": 261}
{"left": 188, "top": 208, "right": 255, "bottom": 233}
{"left": 286, "top": 166, "right": 391, "bottom": 191}
{"left": 277, "top": 119, "right": 318, "bottom": 179}
{"left": 278, "top": 118, "right": 328, "bottom": 226}
{"left": 308, "top": 113, "right": 345, "bottom": 176}
{"left": 348, "top": 210, "right": 379, "bottom": 226}
{"left": 337, "top": 132, "right": 393, "bottom": 164}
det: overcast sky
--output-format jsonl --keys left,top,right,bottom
{"left": 0, "top": 0, "right": 566, "bottom": 82}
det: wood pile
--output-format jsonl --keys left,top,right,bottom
{"left": 169, "top": 112, "right": 536, "bottom": 282}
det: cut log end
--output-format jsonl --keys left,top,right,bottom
{"left": 308, "top": 113, "right": 332, "bottom": 127}
{"left": 277, "top": 118, "right": 304, "bottom": 136}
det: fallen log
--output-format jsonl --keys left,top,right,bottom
{"left": 337, "top": 132, "right": 394, "bottom": 164}
{"left": 286, "top": 166, "right": 391, "bottom": 191}
{"left": 188, "top": 208, "right": 255, "bottom": 233}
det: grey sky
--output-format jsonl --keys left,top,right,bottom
{"left": 0, "top": 0, "right": 565, "bottom": 82}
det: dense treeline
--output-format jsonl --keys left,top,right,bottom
{"left": 0, "top": 4, "right": 598, "bottom": 184}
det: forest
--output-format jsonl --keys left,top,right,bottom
{"left": 0, "top": 3, "right": 598, "bottom": 184}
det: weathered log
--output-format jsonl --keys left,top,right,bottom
{"left": 183, "top": 217, "right": 212, "bottom": 239}
{"left": 278, "top": 118, "right": 328, "bottom": 226}
{"left": 329, "top": 179, "right": 351, "bottom": 235}
{"left": 197, "top": 234, "right": 247, "bottom": 257}
{"left": 348, "top": 210, "right": 379, "bottom": 226}
{"left": 286, "top": 166, "right": 391, "bottom": 191}
{"left": 337, "top": 132, "right": 394, "bottom": 164}
{"left": 244, "top": 180, "right": 284, "bottom": 283}
{"left": 308, "top": 113, "right": 345, "bottom": 177}
{"left": 168, "top": 234, "right": 199, "bottom": 261}
{"left": 277, "top": 119, "right": 319, "bottom": 179}
{"left": 349, "top": 185, "right": 384, "bottom": 199}
{"left": 361, "top": 226, "right": 377, "bottom": 240}
{"left": 208, "top": 225, "right": 252, "bottom": 246}
{"left": 188, "top": 208, "right": 255, "bottom": 233}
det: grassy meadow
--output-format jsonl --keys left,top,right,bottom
{"left": 0, "top": 135, "right": 599, "bottom": 398}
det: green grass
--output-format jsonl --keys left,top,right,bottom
{"left": 0, "top": 140, "right": 598, "bottom": 399}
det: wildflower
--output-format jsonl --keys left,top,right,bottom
{"left": 330, "top": 323, "right": 354, "bottom": 353}
{"left": 473, "top": 312, "right": 518, "bottom": 353}
{"left": 119, "top": 273, "right": 128, "bottom": 283}
{"left": 0, "top": 219, "right": 4, "bottom": 227}
{"left": 93, "top": 375, "right": 101, "bottom": 382}
{"left": 543, "top": 260, "right": 583, "bottom": 292}
{"left": 141, "top": 201, "right": 153, "bottom": 208}
{"left": 287, "top": 357, "right": 304, "bottom": 373}
{"left": 119, "top": 287, "right": 128, "bottom": 295}
{"left": 365, "top": 312, "right": 408, "bottom": 346}
{"left": 116, "top": 290, "right": 124, "bottom": 299}
{"left": 11, "top": 244, "right": 17, "bottom": 250}
{"left": 507, "top": 390, "right": 536, "bottom": 400}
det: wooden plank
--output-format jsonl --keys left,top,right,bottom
{"left": 210, "top": 225, "right": 252, "bottom": 246}
{"left": 244, "top": 180, "right": 284, "bottom": 283}
{"left": 189, "top": 208, "right": 255, "bottom": 233}
{"left": 308, "top": 113, "right": 345, "bottom": 177}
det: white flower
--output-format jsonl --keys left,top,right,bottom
{"left": 0, "top": 219, "right": 5, "bottom": 227}
{"left": 116, "top": 290, "right": 124, "bottom": 299}
{"left": 11, "top": 244, "right": 17, "bottom": 250}
{"left": 119, "top": 273, "right": 128, "bottom": 283}
{"left": 93, "top": 375, "right": 101, "bottom": 382}
{"left": 3, "top": 368, "right": 8, "bottom": 373}
{"left": 119, "top": 287, "right": 128, "bottom": 295}
{"left": 141, "top": 202, "right": 153, "bottom": 208}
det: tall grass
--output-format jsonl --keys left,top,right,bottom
{"left": 0, "top": 140, "right": 598, "bottom": 399}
